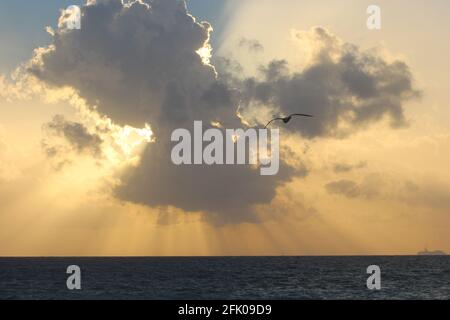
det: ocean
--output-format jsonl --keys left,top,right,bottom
{"left": 0, "top": 256, "right": 448, "bottom": 300}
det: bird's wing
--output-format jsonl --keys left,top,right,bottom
{"left": 291, "top": 113, "right": 313, "bottom": 118}
{"left": 264, "top": 118, "right": 284, "bottom": 129}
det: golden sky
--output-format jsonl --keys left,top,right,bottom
{"left": 0, "top": 0, "right": 449, "bottom": 256}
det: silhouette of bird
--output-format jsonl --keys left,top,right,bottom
{"left": 264, "top": 113, "right": 313, "bottom": 129}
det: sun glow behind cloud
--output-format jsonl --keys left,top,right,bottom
{"left": 196, "top": 44, "right": 213, "bottom": 66}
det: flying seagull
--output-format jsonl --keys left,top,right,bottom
{"left": 264, "top": 113, "right": 313, "bottom": 129}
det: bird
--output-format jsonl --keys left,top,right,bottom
{"left": 264, "top": 113, "right": 313, "bottom": 129}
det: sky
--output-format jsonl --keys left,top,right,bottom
{"left": 0, "top": 0, "right": 449, "bottom": 256}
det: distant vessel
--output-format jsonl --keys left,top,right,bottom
{"left": 417, "top": 248, "right": 446, "bottom": 256}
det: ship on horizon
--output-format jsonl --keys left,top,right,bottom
{"left": 417, "top": 248, "right": 446, "bottom": 256}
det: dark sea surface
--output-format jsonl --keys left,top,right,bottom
{"left": 0, "top": 256, "right": 449, "bottom": 300}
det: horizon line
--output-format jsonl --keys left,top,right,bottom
{"left": 0, "top": 254, "right": 447, "bottom": 258}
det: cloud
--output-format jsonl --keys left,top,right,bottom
{"left": 401, "top": 180, "right": 450, "bottom": 210}
{"left": 43, "top": 115, "right": 103, "bottom": 157}
{"left": 27, "top": 0, "right": 298, "bottom": 224}
{"left": 325, "top": 174, "right": 384, "bottom": 199}
{"left": 238, "top": 38, "right": 264, "bottom": 52}
{"left": 237, "top": 27, "right": 420, "bottom": 138}
{"left": 0, "top": 133, "right": 22, "bottom": 182}
{"left": 333, "top": 161, "right": 367, "bottom": 173}
{"left": 29, "top": 0, "right": 240, "bottom": 132}
{"left": 325, "top": 173, "right": 450, "bottom": 212}
{"left": 26, "top": 1, "right": 419, "bottom": 224}
{"left": 118, "top": 143, "right": 298, "bottom": 225}
{"left": 326, "top": 179, "right": 366, "bottom": 198}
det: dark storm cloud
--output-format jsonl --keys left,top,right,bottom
{"left": 28, "top": 1, "right": 418, "bottom": 223}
